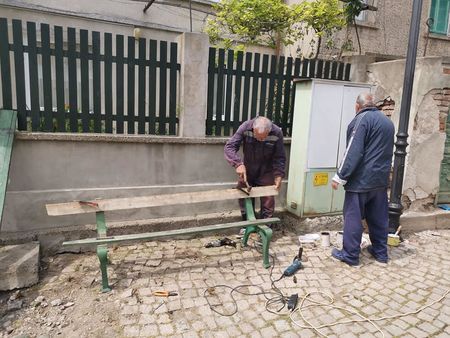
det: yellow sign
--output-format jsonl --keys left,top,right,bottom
{"left": 313, "top": 173, "right": 328, "bottom": 186}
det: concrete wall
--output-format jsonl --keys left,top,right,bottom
{"left": 1, "top": 133, "right": 290, "bottom": 235}
{"left": 285, "top": 0, "right": 450, "bottom": 60}
{"left": 367, "top": 57, "right": 450, "bottom": 210}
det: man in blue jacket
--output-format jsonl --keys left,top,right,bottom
{"left": 224, "top": 116, "right": 286, "bottom": 224}
{"left": 331, "top": 93, "right": 395, "bottom": 266}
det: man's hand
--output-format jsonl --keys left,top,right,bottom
{"left": 236, "top": 164, "right": 246, "bottom": 180}
{"left": 331, "top": 181, "right": 339, "bottom": 190}
{"left": 274, "top": 176, "right": 282, "bottom": 191}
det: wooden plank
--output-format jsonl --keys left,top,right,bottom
{"left": 337, "top": 62, "right": 345, "bottom": 80}
{"left": 0, "top": 110, "right": 17, "bottom": 224}
{"left": 127, "top": 36, "right": 135, "bottom": 134}
{"left": 80, "top": 29, "right": 90, "bottom": 132}
{"left": 274, "top": 56, "right": 285, "bottom": 125}
{"left": 259, "top": 54, "right": 269, "bottom": 117}
{"left": 344, "top": 63, "right": 351, "bottom": 81}
{"left": 168, "top": 42, "right": 177, "bottom": 135}
{"left": 266, "top": 55, "right": 277, "bottom": 120}
{"left": 92, "top": 31, "right": 101, "bottom": 133}
{"left": 232, "top": 51, "right": 244, "bottom": 132}
{"left": 309, "top": 59, "right": 316, "bottom": 78}
{"left": 281, "top": 57, "right": 293, "bottom": 135}
{"left": 138, "top": 38, "right": 146, "bottom": 134}
{"left": 205, "top": 47, "right": 216, "bottom": 136}
{"left": 300, "top": 59, "right": 309, "bottom": 78}
{"left": 67, "top": 27, "right": 78, "bottom": 132}
{"left": 148, "top": 40, "right": 157, "bottom": 134}
{"left": 104, "top": 33, "right": 113, "bottom": 133}
{"left": 250, "top": 53, "right": 260, "bottom": 119}
{"left": 223, "top": 49, "right": 234, "bottom": 136}
{"left": 54, "top": 26, "right": 65, "bottom": 132}
{"left": 323, "top": 61, "right": 331, "bottom": 79}
{"left": 40, "top": 23, "right": 53, "bottom": 132}
{"left": 27, "top": 22, "right": 40, "bottom": 131}
{"left": 215, "top": 48, "right": 225, "bottom": 135}
{"left": 116, "top": 35, "right": 125, "bottom": 134}
{"left": 47, "top": 185, "right": 279, "bottom": 216}
{"left": 330, "top": 61, "right": 338, "bottom": 80}
{"left": 158, "top": 40, "right": 168, "bottom": 135}
{"left": 0, "top": 19, "right": 12, "bottom": 110}
{"left": 241, "top": 52, "right": 252, "bottom": 122}
{"left": 63, "top": 217, "right": 281, "bottom": 246}
{"left": 316, "top": 59, "right": 323, "bottom": 78}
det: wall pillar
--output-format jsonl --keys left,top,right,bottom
{"left": 176, "top": 32, "right": 209, "bottom": 137}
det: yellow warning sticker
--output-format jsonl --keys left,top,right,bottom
{"left": 313, "top": 173, "right": 329, "bottom": 186}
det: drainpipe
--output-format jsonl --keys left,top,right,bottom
{"left": 388, "top": 0, "right": 423, "bottom": 232}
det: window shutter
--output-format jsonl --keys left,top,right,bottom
{"left": 430, "top": 0, "right": 450, "bottom": 34}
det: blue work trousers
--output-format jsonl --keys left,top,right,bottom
{"left": 342, "top": 188, "right": 389, "bottom": 264}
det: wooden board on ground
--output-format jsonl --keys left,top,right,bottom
{"left": 0, "top": 110, "right": 17, "bottom": 224}
{"left": 46, "top": 185, "right": 279, "bottom": 216}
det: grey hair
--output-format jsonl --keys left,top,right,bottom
{"left": 253, "top": 116, "right": 272, "bottom": 133}
{"left": 356, "top": 92, "right": 375, "bottom": 108}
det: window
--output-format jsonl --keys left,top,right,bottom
{"left": 430, "top": 0, "right": 450, "bottom": 35}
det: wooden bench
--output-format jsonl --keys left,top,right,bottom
{"left": 46, "top": 186, "right": 281, "bottom": 292}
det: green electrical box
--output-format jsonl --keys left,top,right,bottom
{"left": 286, "top": 79, "right": 371, "bottom": 217}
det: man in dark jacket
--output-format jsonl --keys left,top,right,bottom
{"left": 331, "top": 93, "right": 395, "bottom": 266}
{"left": 224, "top": 116, "right": 286, "bottom": 223}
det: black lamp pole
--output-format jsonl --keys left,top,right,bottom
{"left": 388, "top": 0, "right": 423, "bottom": 232}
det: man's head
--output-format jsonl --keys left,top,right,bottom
{"left": 355, "top": 92, "right": 375, "bottom": 113}
{"left": 253, "top": 116, "right": 272, "bottom": 141}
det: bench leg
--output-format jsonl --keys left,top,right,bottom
{"left": 97, "top": 244, "right": 111, "bottom": 292}
{"left": 241, "top": 198, "right": 272, "bottom": 268}
{"left": 95, "top": 211, "right": 111, "bottom": 292}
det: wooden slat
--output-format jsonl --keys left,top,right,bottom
{"left": 232, "top": 51, "right": 244, "bottom": 132}
{"left": 206, "top": 47, "right": 216, "bottom": 136}
{"left": 104, "top": 33, "right": 113, "bottom": 133}
{"left": 127, "top": 36, "right": 135, "bottom": 134}
{"left": 266, "top": 55, "right": 277, "bottom": 120}
{"left": 0, "top": 110, "right": 17, "bottom": 224}
{"left": 148, "top": 40, "right": 157, "bottom": 134}
{"left": 274, "top": 56, "right": 285, "bottom": 125}
{"left": 27, "top": 22, "right": 40, "bottom": 131}
{"left": 337, "top": 62, "right": 345, "bottom": 80}
{"left": 67, "top": 27, "right": 78, "bottom": 132}
{"left": 54, "top": 26, "right": 65, "bottom": 132}
{"left": 316, "top": 59, "right": 323, "bottom": 78}
{"left": 159, "top": 41, "right": 167, "bottom": 135}
{"left": 138, "top": 38, "right": 146, "bottom": 134}
{"left": 223, "top": 49, "right": 234, "bottom": 136}
{"left": 46, "top": 185, "right": 279, "bottom": 216}
{"left": 92, "top": 31, "right": 101, "bottom": 133}
{"left": 330, "top": 61, "right": 338, "bottom": 80}
{"left": 344, "top": 63, "right": 351, "bottom": 81}
{"left": 323, "top": 61, "right": 331, "bottom": 79}
{"left": 116, "top": 35, "right": 125, "bottom": 134}
{"left": 168, "top": 42, "right": 177, "bottom": 135}
{"left": 215, "top": 48, "right": 225, "bottom": 135}
{"left": 41, "top": 23, "right": 53, "bottom": 132}
{"left": 63, "top": 217, "right": 280, "bottom": 246}
{"left": 0, "top": 19, "right": 12, "bottom": 110}
{"left": 259, "top": 54, "right": 269, "bottom": 117}
{"left": 300, "top": 59, "right": 309, "bottom": 78}
{"left": 241, "top": 52, "right": 252, "bottom": 122}
{"left": 281, "top": 57, "right": 293, "bottom": 135}
{"left": 250, "top": 53, "right": 260, "bottom": 119}
{"left": 308, "top": 59, "right": 316, "bottom": 78}
{"left": 80, "top": 29, "right": 90, "bottom": 132}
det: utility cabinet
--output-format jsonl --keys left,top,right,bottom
{"left": 286, "top": 79, "right": 372, "bottom": 217}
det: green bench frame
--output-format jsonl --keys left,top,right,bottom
{"left": 59, "top": 197, "right": 279, "bottom": 292}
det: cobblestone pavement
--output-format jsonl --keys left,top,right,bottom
{"left": 1, "top": 229, "right": 450, "bottom": 338}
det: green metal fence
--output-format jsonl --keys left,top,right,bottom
{"left": 0, "top": 18, "right": 180, "bottom": 135}
{"left": 206, "top": 48, "right": 351, "bottom": 137}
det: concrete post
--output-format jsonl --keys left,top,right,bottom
{"left": 176, "top": 32, "right": 209, "bottom": 137}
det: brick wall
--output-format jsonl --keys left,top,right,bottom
{"left": 432, "top": 88, "right": 450, "bottom": 132}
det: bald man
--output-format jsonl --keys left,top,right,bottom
{"left": 224, "top": 116, "right": 286, "bottom": 226}
{"left": 331, "top": 93, "right": 395, "bottom": 266}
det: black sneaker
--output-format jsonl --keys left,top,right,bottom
{"left": 367, "top": 245, "right": 388, "bottom": 264}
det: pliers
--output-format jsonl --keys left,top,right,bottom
{"left": 152, "top": 290, "right": 178, "bottom": 297}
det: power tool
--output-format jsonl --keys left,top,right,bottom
{"left": 283, "top": 247, "right": 303, "bottom": 277}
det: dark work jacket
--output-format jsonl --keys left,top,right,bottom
{"left": 224, "top": 118, "right": 286, "bottom": 180}
{"left": 336, "top": 107, "right": 395, "bottom": 192}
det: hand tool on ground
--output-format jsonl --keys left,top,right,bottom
{"left": 387, "top": 225, "right": 402, "bottom": 246}
{"left": 283, "top": 247, "right": 303, "bottom": 277}
{"left": 152, "top": 290, "right": 178, "bottom": 297}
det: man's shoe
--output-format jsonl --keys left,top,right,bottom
{"left": 367, "top": 245, "right": 388, "bottom": 264}
{"left": 331, "top": 248, "right": 359, "bottom": 266}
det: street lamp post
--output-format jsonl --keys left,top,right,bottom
{"left": 388, "top": 0, "right": 424, "bottom": 232}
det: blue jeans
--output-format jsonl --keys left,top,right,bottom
{"left": 341, "top": 188, "right": 389, "bottom": 264}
